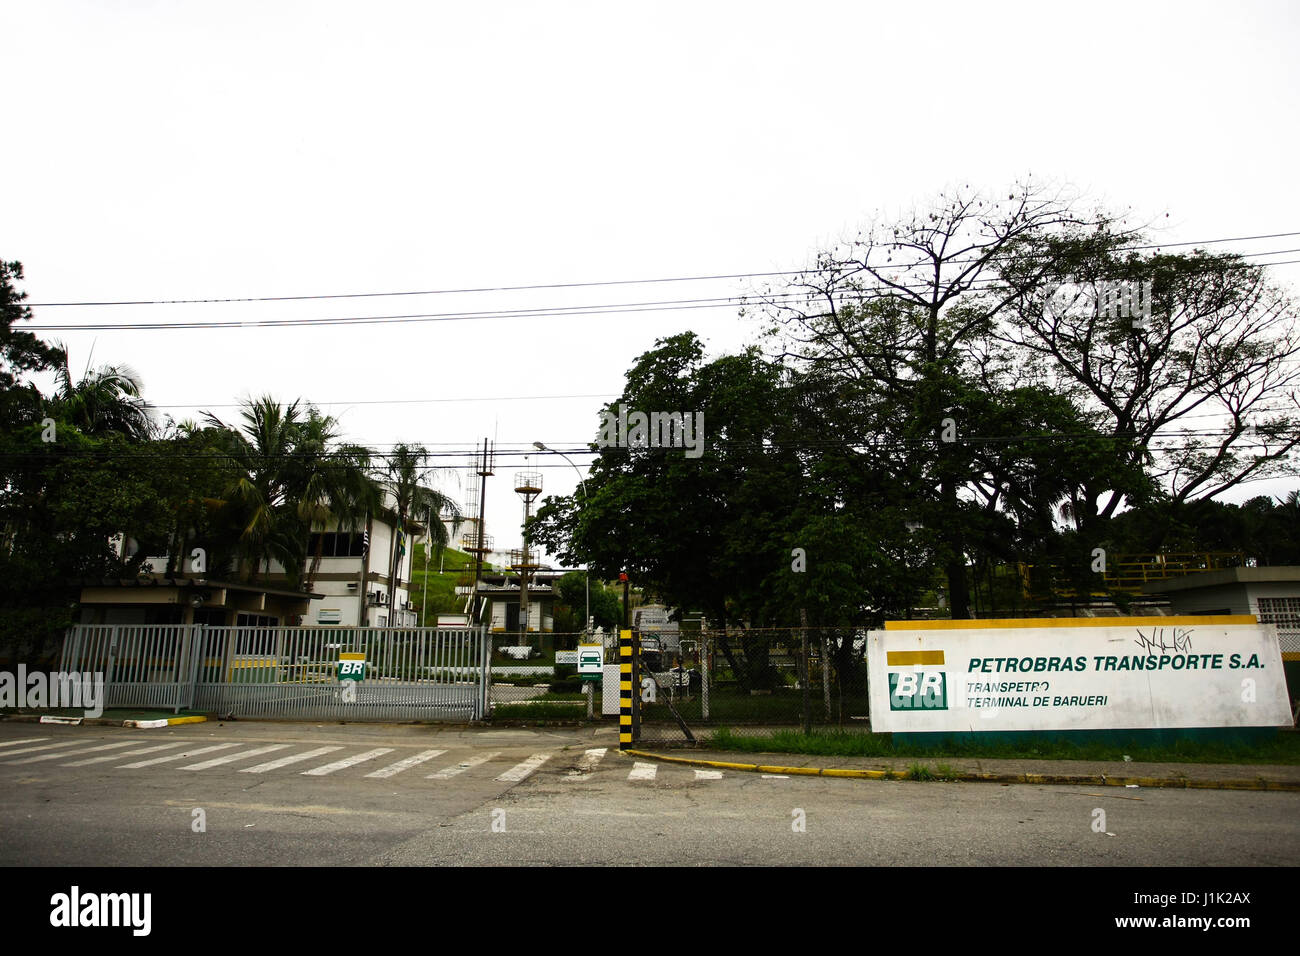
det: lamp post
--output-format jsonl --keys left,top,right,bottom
{"left": 532, "top": 441, "right": 589, "bottom": 637}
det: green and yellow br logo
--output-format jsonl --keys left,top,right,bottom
{"left": 338, "top": 652, "right": 366, "bottom": 682}
{"left": 886, "top": 650, "right": 947, "bottom": 710}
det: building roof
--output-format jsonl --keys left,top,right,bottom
{"left": 1141, "top": 566, "right": 1300, "bottom": 594}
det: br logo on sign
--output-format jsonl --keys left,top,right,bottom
{"left": 889, "top": 671, "right": 948, "bottom": 710}
{"left": 885, "top": 649, "right": 948, "bottom": 710}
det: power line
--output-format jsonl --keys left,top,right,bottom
{"left": 23, "top": 254, "right": 1300, "bottom": 333}
{"left": 21, "top": 231, "right": 1300, "bottom": 309}
{"left": 151, "top": 392, "right": 617, "bottom": 410}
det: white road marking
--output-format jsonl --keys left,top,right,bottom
{"left": 301, "top": 748, "right": 394, "bottom": 776}
{"left": 365, "top": 749, "right": 447, "bottom": 779}
{"left": 496, "top": 753, "right": 552, "bottom": 782}
{"left": 120, "top": 743, "right": 240, "bottom": 768}
{"left": 0, "top": 741, "right": 86, "bottom": 759}
{"left": 564, "top": 747, "right": 608, "bottom": 778}
{"left": 7, "top": 740, "right": 138, "bottom": 764}
{"left": 628, "top": 762, "right": 658, "bottom": 781}
{"left": 240, "top": 746, "right": 342, "bottom": 774}
{"left": 0, "top": 738, "right": 49, "bottom": 750}
{"left": 64, "top": 743, "right": 186, "bottom": 766}
{"left": 694, "top": 769, "right": 723, "bottom": 780}
{"left": 427, "top": 751, "right": 499, "bottom": 779}
{"left": 761, "top": 774, "right": 789, "bottom": 779}
{"left": 181, "top": 744, "right": 290, "bottom": 770}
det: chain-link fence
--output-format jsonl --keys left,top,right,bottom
{"left": 632, "top": 626, "right": 871, "bottom": 744}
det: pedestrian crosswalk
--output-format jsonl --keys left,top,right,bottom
{"left": 0, "top": 736, "right": 741, "bottom": 786}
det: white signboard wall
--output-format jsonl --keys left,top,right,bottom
{"left": 867, "top": 616, "right": 1291, "bottom": 733}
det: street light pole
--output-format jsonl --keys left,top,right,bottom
{"left": 533, "top": 442, "right": 589, "bottom": 637}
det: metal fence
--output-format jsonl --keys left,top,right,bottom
{"left": 59, "top": 624, "right": 491, "bottom": 721}
{"left": 631, "top": 627, "right": 871, "bottom": 744}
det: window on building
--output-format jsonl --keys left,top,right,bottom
{"left": 307, "top": 532, "right": 367, "bottom": 558}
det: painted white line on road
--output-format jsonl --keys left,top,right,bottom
{"left": 181, "top": 744, "right": 290, "bottom": 771}
{"left": 365, "top": 749, "right": 447, "bottom": 779}
{"left": 240, "top": 746, "right": 342, "bottom": 774}
{"left": 564, "top": 747, "right": 608, "bottom": 778}
{"left": 64, "top": 743, "right": 186, "bottom": 766}
{"left": 7, "top": 740, "right": 138, "bottom": 764}
{"left": 0, "top": 741, "right": 85, "bottom": 759}
{"left": 427, "top": 751, "right": 499, "bottom": 779}
{"left": 761, "top": 774, "right": 789, "bottom": 779}
{"left": 694, "top": 769, "right": 723, "bottom": 780}
{"left": 0, "top": 738, "right": 49, "bottom": 750}
{"left": 497, "top": 753, "right": 552, "bottom": 782}
{"left": 301, "top": 748, "right": 395, "bottom": 776}
{"left": 120, "top": 743, "right": 240, "bottom": 768}
{"left": 628, "top": 762, "right": 658, "bottom": 781}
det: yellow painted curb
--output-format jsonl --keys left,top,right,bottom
{"left": 167, "top": 715, "right": 207, "bottom": 725}
{"left": 621, "top": 750, "right": 1300, "bottom": 792}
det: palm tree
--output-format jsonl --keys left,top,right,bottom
{"left": 381, "top": 443, "right": 462, "bottom": 623}
{"left": 204, "top": 398, "right": 377, "bottom": 589}
{"left": 47, "top": 343, "right": 155, "bottom": 440}
{"left": 294, "top": 408, "right": 381, "bottom": 591}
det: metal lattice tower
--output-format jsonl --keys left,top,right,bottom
{"left": 514, "top": 468, "right": 543, "bottom": 642}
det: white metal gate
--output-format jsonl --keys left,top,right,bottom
{"left": 59, "top": 624, "right": 491, "bottom": 721}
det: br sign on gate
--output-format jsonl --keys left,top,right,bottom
{"left": 338, "top": 653, "right": 366, "bottom": 682}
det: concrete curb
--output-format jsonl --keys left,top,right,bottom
{"left": 2, "top": 714, "right": 207, "bottom": 728}
{"left": 622, "top": 749, "right": 1300, "bottom": 792}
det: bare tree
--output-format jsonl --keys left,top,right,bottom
{"left": 989, "top": 236, "right": 1300, "bottom": 530}
{"left": 747, "top": 180, "right": 1120, "bottom": 618}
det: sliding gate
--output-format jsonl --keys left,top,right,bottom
{"left": 60, "top": 624, "right": 491, "bottom": 721}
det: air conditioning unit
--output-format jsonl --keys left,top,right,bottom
{"left": 378, "top": 592, "right": 389, "bottom": 605}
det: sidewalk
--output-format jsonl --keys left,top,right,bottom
{"left": 623, "top": 747, "right": 1300, "bottom": 791}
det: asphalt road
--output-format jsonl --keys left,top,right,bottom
{"left": 1, "top": 721, "right": 1296, "bottom": 866}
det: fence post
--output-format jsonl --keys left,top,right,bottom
{"left": 822, "top": 630, "right": 832, "bottom": 720}
{"left": 701, "top": 631, "right": 710, "bottom": 721}
{"left": 619, "top": 629, "right": 635, "bottom": 749}
{"left": 105, "top": 626, "right": 118, "bottom": 710}
{"left": 800, "top": 616, "right": 811, "bottom": 735}
{"left": 479, "top": 625, "right": 491, "bottom": 720}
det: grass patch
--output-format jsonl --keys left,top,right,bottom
{"left": 704, "top": 727, "right": 1300, "bottom": 765}
{"left": 934, "top": 762, "right": 962, "bottom": 781}
{"left": 905, "top": 762, "right": 935, "bottom": 781}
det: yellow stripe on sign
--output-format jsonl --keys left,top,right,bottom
{"left": 886, "top": 650, "right": 945, "bottom": 666}
{"left": 339, "top": 652, "right": 365, "bottom": 660}
{"left": 620, "top": 646, "right": 632, "bottom": 657}
{"left": 620, "top": 681, "right": 632, "bottom": 691}
{"left": 620, "top": 663, "right": 632, "bottom": 674}
{"left": 883, "top": 615, "right": 1259, "bottom": 630}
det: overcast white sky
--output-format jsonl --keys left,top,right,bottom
{"left": 4, "top": 1, "right": 1299, "bottom": 555}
